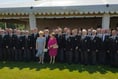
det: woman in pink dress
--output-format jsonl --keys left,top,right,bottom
{"left": 48, "top": 32, "right": 58, "bottom": 64}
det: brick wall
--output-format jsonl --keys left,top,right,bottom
{"left": 36, "top": 18, "right": 102, "bottom": 30}
{"left": 110, "top": 17, "right": 118, "bottom": 29}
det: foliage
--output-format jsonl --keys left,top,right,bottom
{"left": 0, "top": 22, "right": 25, "bottom": 30}
{"left": 0, "top": 22, "right": 5, "bottom": 29}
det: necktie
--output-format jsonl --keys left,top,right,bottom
{"left": 92, "top": 35, "right": 95, "bottom": 40}
{"left": 103, "top": 34, "right": 105, "bottom": 41}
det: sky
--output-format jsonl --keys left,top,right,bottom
{"left": 0, "top": 0, "right": 117, "bottom": 7}
{"left": 0, "top": 0, "right": 117, "bottom": 3}
{"left": 0, "top": 0, "right": 109, "bottom": 3}
{"left": 0, "top": 0, "right": 117, "bottom": 4}
{"left": 0, "top": 0, "right": 33, "bottom": 3}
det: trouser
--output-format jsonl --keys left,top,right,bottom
{"left": 3, "top": 48, "right": 9, "bottom": 61}
{"left": 81, "top": 50, "right": 88, "bottom": 65}
{"left": 110, "top": 52, "right": 115, "bottom": 67}
{"left": 114, "top": 51, "right": 118, "bottom": 67}
{"left": 90, "top": 51, "right": 97, "bottom": 65}
{"left": 29, "top": 48, "right": 36, "bottom": 61}
{"left": 63, "top": 49, "right": 66, "bottom": 63}
{"left": 44, "top": 48, "right": 50, "bottom": 62}
{"left": 11, "top": 48, "right": 16, "bottom": 61}
{"left": 14, "top": 49, "right": 20, "bottom": 61}
{"left": 78, "top": 49, "right": 81, "bottom": 63}
{"left": 19, "top": 49, "right": 25, "bottom": 61}
{"left": 98, "top": 50, "right": 106, "bottom": 65}
{"left": 106, "top": 51, "right": 111, "bottom": 65}
{"left": 66, "top": 50, "right": 73, "bottom": 64}
{"left": 8, "top": 48, "right": 12, "bottom": 61}
{"left": 57, "top": 48, "right": 64, "bottom": 63}
{"left": 73, "top": 49, "right": 79, "bottom": 64}
{"left": 0, "top": 48, "right": 3, "bottom": 61}
{"left": 24, "top": 49, "right": 31, "bottom": 62}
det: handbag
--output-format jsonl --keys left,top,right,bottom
{"left": 44, "top": 48, "right": 48, "bottom": 52}
{"left": 53, "top": 44, "right": 58, "bottom": 48}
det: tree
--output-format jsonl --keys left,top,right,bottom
{"left": 0, "top": 22, "right": 5, "bottom": 29}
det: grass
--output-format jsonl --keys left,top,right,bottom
{"left": 0, "top": 61, "right": 118, "bottom": 79}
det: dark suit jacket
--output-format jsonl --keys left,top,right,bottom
{"left": 19, "top": 35, "right": 26, "bottom": 49}
{"left": 65, "top": 36, "right": 73, "bottom": 51}
{"left": 2, "top": 34, "right": 12, "bottom": 48}
{"left": 91, "top": 36, "right": 101, "bottom": 51}
{"left": 80, "top": 35, "right": 91, "bottom": 51}
{"left": 45, "top": 35, "right": 50, "bottom": 48}
{"left": 0, "top": 35, "right": 3, "bottom": 48}
{"left": 11, "top": 34, "right": 19, "bottom": 49}
{"left": 56, "top": 34, "right": 64, "bottom": 49}
{"left": 71, "top": 35, "right": 80, "bottom": 50}
{"left": 109, "top": 36, "right": 118, "bottom": 52}
{"left": 30, "top": 33, "right": 36, "bottom": 49}
{"left": 103, "top": 35, "right": 111, "bottom": 51}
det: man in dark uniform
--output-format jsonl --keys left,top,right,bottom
{"left": 87, "top": 29, "right": 92, "bottom": 65}
{"left": 115, "top": 35, "right": 118, "bottom": 67}
{"left": 29, "top": 28, "right": 39, "bottom": 61}
{"left": 0, "top": 29, "right": 3, "bottom": 61}
{"left": 34, "top": 28, "right": 39, "bottom": 61}
{"left": 15, "top": 30, "right": 21, "bottom": 61}
{"left": 100, "top": 29, "right": 108, "bottom": 65}
{"left": 62, "top": 27, "right": 69, "bottom": 63}
{"left": 71, "top": 29, "right": 79, "bottom": 64}
{"left": 19, "top": 30, "right": 26, "bottom": 61}
{"left": 24, "top": 30, "right": 30, "bottom": 62}
{"left": 96, "top": 28, "right": 103, "bottom": 64}
{"left": 28, "top": 30, "right": 35, "bottom": 61}
{"left": 109, "top": 30, "right": 118, "bottom": 67}
{"left": 11, "top": 29, "right": 18, "bottom": 61}
{"left": 2, "top": 29, "right": 12, "bottom": 61}
{"left": 27, "top": 31, "right": 35, "bottom": 61}
{"left": 104, "top": 29, "right": 111, "bottom": 65}
{"left": 2, "top": 30, "right": 6, "bottom": 61}
{"left": 65, "top": 29, "right": 73, "bottom": 64}
{"left": 44, "top": 29, "right": 50, "bottom": 62}
{"left": 8, "top": 29, "right": 13, "bottom": 61}
{"left": 77, "top": 30, "right": 82, "bottom": 63}
{"left": 56, "top": 28, "right": 65, "bottom": 63}
{"left": 80, "top": 29, "right": 91, "bottom": 65}
{"left": 90, "top": 30, "right": 98, "bottom": 65}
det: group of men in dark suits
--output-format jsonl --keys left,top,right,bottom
{"left": 54, "top": 27, "right": 118, "bottom": 67}
{"left": 0, "top": 28, "right": 39, "bottom": 62}
{"left": 0, "top": 27, "right": 118, "bottom": 67}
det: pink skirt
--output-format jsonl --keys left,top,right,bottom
{"left": 49, "top": 48, "right": 57, "bottom": 56}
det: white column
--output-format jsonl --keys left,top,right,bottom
{"left": 102, "top": 13, "right": 110, "bottom": 29}
{"left": 29, "top": 13, "right": 36, "bottom": 30}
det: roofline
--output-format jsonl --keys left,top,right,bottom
{"left": 0, "top": 4, "right": 117, "bottom": 16}
{"left": 0, "top": 4, "right": 117, "bottom": 9}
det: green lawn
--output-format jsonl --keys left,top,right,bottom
{"left": 0, "top": 61, "right": 118, "bottom": 79}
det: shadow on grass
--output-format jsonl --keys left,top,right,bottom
{"left": 0, "top": 61, "right": 118, "bottom": 74}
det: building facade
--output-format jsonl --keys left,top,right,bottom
{"left": 0, "top": 0, "right": 118, "bottom": 30}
